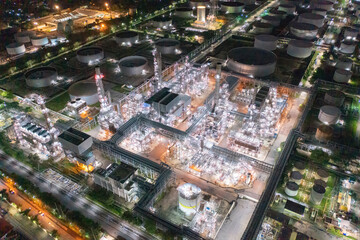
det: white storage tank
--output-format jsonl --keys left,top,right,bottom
{"left": 311, "top": 184, "right": 326, "bottom": 204}
{"left": 324, "top": 90, "right": 345, "bottom": 107}
{"left": 310, "top": 0, "right": 333, "bottom": 11}
{"left": 298, "top": 13, "right": 324, "bottom": 27}
{"left": 261, "top": 15, "right": 281, "bottom": 27}
{"left": 6, "top": 42, "right": 26, "bottom": 55}
{"left": 287, "top": 40, "right": 313, "bottom": 58}
{"left": 333, "top": 68, "right": 352, "bottom": 83}
{"left": 189, "top": 0, "right": 210, "bottom": 8}
{"left": 278, "top": 3, "right": 296, "bottom": 14}
{"left": 155, "top": 38, "right": 180, "bottom": 55}
{"left": 69, "top": 80, "right": 99, "bottom": 105}
{"left": 14, "top": 31, "right": 35, "bottom": 44}
{"left": 25, "top": 66, "right": 57, "bottom": 88}
{"left": 252, "top": 22, "right": 273, "bottom": 34}
{"left": 152, "top": 16, "right": 172, "bottom": 28}
{"left": 340, "top": 40, "right": 356, "bottom": 54}
{"left": 174, "top": 7, "right": 194, "bottom": 18}
{"left": 76, "top": 47, "right": 104, "bottom": 64}
{"left": 269, "top": 9, "right": 287, "bottom": 19}
{"left": 119, "top": 56, "right": 148, "bottom": 76}
{"left": 177, "top": 183, "right": 201, "bottom": 215}
{"left": 227, "top": 47, "right": 277, "bottom": 77}
{"left": 290, "top": 171, "right": 303, "bottom": 184}
{"left": 115, "top": 31, "right": 139, "bottom": 46}
{"left": 293, "top": 161, "right": 306, "bottom": 174}
{"left": 316, "top": 169, "right": 329, "bottom": 181}
{"left": 315, "top": 124, "right": 333, "bottom": 141}
{"left": 290, "top": 22, "right": 319, "bottom": 40}
{"left": 318, "top": 105, "right": 341, "bottom": 124}
{"left": 254, "top": 34, "right": 278, "bottom": 51}
{"left": 221, "top": 2, "right": 245, "bottom": 14}
{"left": 312, "top": 8, "right": 327, "bottom": 16}
{"left": 31, "top": 36, "right": 49, "bottom": 47}
{"left": 285, "top": 181, "right": 299, "bottom": 197}
{"left": 335, "top": 57, "right": 352, "bottom": 70}
{"left": 344, "top": 28, "right": 358, "bottom": 39}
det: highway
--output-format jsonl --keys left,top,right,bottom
{"left": 0, "top": 151, "right": 154, "bottom": 240}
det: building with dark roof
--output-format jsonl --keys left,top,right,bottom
{"left": 94, "top": 162, "right": 141, "bottom": 202}
{"left": 284, "top": 199, "right": 305, "bottom": 216}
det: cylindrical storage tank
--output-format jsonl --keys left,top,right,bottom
{"left": 57, "top": 22, "right": 64, "bottom": 32}
{"left": 174, "top": 7, "right": 193, "bottom": 18}
{"left": 252, "top": 22, "right": 273, "bottom": 34}
{"left": 312, "top": 8, "right": 327, "bottom": 16}
{"left": 310, "top": 0, "right": 333, "bottom": 11}
{"left": 278, "top": 4, "right": 296, "bottom": 14}
{"left": 221, "top": 2, "right": 245, "bottom": 13}
{"left": 155, "top": 38, "right": 180, "bottom": 55}
{"left": 76, "top": 47, "right": 104, "bottom": 64}
{"left": 227, "top": 47, "right": 277, "bottom": 77}
{"left": 318, "top": 105, "right": 341, "bottom": 124}
{"left": 14, "top": 31, "right": 35, "bottom": 44}
{"left": 69, "top": 80, "right": 99, "bottom": 105}
{"left": 344, "top": 28, "right": 358, "bottom": 39}
{"left": 269, "top": 9, "right": 287, "bottom": 19}
{"left": 311, "top": 184, "right": 326, "bottom": 204}
{"left": 315, "top": 124, "right": 333, "bottom": 141}
{"left": 6, "top": 43, "right": 26, "bottom": 55}
{"left": 333, "top": 68, "right": 352, "bottom": 83}
{"left": 335, "top": 57, "right": 352, "bottom": 70}
{"left": 254, "top": 34, "right": 278, "bottom": 51}
{"left": 280, "top": 0, "right": 303, "bottom": 5}
{"left": 152, "top": 16, "right": 172, "bottom": 28}
{"left": 177, "top": 183, "right": 201, "bottom": 215}
{"left": 287, "top": 40, "right": 313, "bottom": 58}
{"left": 298, "top": 13, "right": 324, "bottom": 28}
{"left": 30, "top": 36, "right": 48, "bottom": 47}
{"left": 324, "top": 90, "right": 345, "bottom": 107}
{"left": 189, "top": 0, "right": 210, "bottom": 8}
{"left": 119, "top": 56, "right": 148, "bottom": 76}
{"left": 49, "top": 37, "right": 58, "bottom": 45}
{"left": 238, "top": 0, "right": 255, "bottom": 5}
{"left": 316, "top": 169, "right": 329, "bottom": 181}
{"left": 25, "top": 67, "right": 57, "bottom": 88}
{"left": 261, "top": 15, "right": 281, "bottom": 27}
{"left": 197, "top": 6, "right": 206, "bottom": 23}
{"left": 64, "top": 23, "right": 72, "bottom": 34}
{"left": 340, "top": 40, "right": 356, "bottom": 54}
{"left": 293, "top": 161, "right": 306, "bottom": 174}
{"left": 290, "top": 171, "right": 303, "bottom": 184}
{"left": 290, "top": 22, "right": 319, "bottom": 40}
{"left": 314, "top": 179, "right": 327, "bottom": 188}
{"left": 115, "top": 31, "right": 139, "bottom": 46}
{"left": 285, "top": 181, "right": 299, "bottom": 196}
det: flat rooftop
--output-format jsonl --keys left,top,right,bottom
{"left": 58, "top": 127, "right": 91, "bottom": 145}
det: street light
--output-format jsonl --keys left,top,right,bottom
{"left": 105, "top": 2, "right": 112, "bottom": 19}
{"left": 54, "top": 5, "right": 60, "bottom": 14}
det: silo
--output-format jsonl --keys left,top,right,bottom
{"left": 287, "top": 40, "right": 313, "bottom": 58}
{"left": 254, "top": 34, "right": 278, "bottom": 51}
{"left": 314, "top": 179, "right": 327, "bottom": 188}
{"left": 311, "top": 184, "right": 326, "bottom": 204}
{"left": 335, "top": 57, "right": 352, "bottom": 70}
{"left": 340, "top": 40, "right": 356, "bottom": 54}
{"left": 285, "top": 181, "right": 299, "bottom": 196}
{"left": 290, "top": 171, "right": 303, "bottom": 184}
{"left": 298, "top": 13, "right": 324, "bottom": 28}
{"left": 252, "top": 22, "right": 273, "bottom": 34}
{"left": 261, "top": 15, "right": 281, "bottom": 27}
{"left": 177, "top": 183, "right": 201, "bottom": 215}
{"left": 324, "top": 90, "right": 345, "bottom": 107}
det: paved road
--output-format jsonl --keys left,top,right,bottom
{"left": 0, "top": 179, "right": 81, "bottom": 240}
{"left": 0, "top": 152, "right": 155, "bottom": 240}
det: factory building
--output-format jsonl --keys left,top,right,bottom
{"left": 94, "top": 163, "right": 142, "bottom": 202}
{"left": 58, "top": 128, "right": 95, "bottom": 168}
{"left": 145, "top": 87, "right": 191, "bottom": 117}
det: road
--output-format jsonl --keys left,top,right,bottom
{"left": 0, "top": 151, "right": 154, "bottom": 240}
{"left": 0, "top": 179, "right": 81, "bottom": 240}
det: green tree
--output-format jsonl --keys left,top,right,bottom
{"left": 144, "top": 218, "right": 157, "bottom": 234}
{"left": 20, "top": 208, "right": 31, "bottom": 216}
{"left": 310, "top": 149, "right": 330, "bottom": 165}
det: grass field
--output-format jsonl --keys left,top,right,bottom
{"left": 45, "top": 91, "right": 70, "bottom": 112}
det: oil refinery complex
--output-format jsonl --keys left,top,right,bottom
{"left": 1, "top": 0, "right": 360, "bottom": 239}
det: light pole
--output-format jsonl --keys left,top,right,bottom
{"left": 54, "top": 5, "right": 60, "bottom": 14}
{"left": 105, "top": 2, "right": 112, "bottom": 19}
